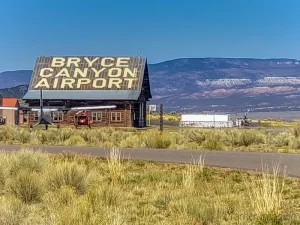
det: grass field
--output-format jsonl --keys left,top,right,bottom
{"left": 0, "top": 148, "right": 298, "bottom": 224}
{"left": 3, "top": 124, "right": 300, "bottom": 153}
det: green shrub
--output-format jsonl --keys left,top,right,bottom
{"left": 0, "top": 126, "right": 14, "bottom": 143}
{"left": 99, "top": 185, "right": 120, "bottom": 207}
{"left": 169, "top": 132, "right": 186, "bottom": 146}
{"left": 185, "top": 142, "right": 200, "bottom": 150}
{"left": 2, "top": 125, "right": 300, "bottom": 153}
{"left": 293, "top": 126, "right": 300, "bottom": 138}
{"left": 185, "top": 129, "right": 206, "bottom": 145}
{"left": 201, "top": 132, "right": 224, "bottom": 150}
{"left": 47, "top": 162, "right": 97, "bottom": 195}
{"left": 57, "top": 129, "right": 76, "bottom": 142}
{"left": 273, "top": 133, "right": 291, "bottom": 147}
{"left": 289, "top": 138, "right": 300, "bottom": 150}
{"left": 45, "top": 185, "right": 78, "bottom": 206}
{"left": 7, "top": 170, "right": 44, "bottom": 204}
{"left": 223, "top": 129, "right": 240, "bottom": 147}
{"left": 154, "top": 193, "right": 172, "bottom": 210}
{"left": 0, "top": 196, "right": 30, "bottom": 225}
{"left": 44, "top": 195, "right": 102, "bottom": 225}
{"left": 78, "top": 130, "right": 100, "bottom": 146}
{"left": 142, "top": 130, "right": 172, "bottom": 149}
{"left": 237, "top": 131, "right": 263, "bottom": 147}
{"left": 38, "top": 131, "right": 58, "bottom": 145}
{"left": 64, "top": 135, "right": 86, "bottom": 146}
{"left": 14, "top": 128, "right": 31, "bottom": 144}
{"left": 93, "top": 128, "right": 114, "bottom": 144}
{"left": 110, "top": 130, "right": 131, "bottom": 145}
{"left": 8, "top": 148, "right": 50, "bottom": 176}
{"left": 120, "top": 135, "right": 141, "bottom": 148}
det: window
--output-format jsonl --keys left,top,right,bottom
{"left": 52, "top": 111, "right": 64, "bottom": 122}
{"left": 92, "top": 112, "right": 102, "bottom": 122}
{"left": 23, "top": 114, "right": 28, "bottom": 123}
{"left": 111, "top": 112, "right": 121, "bottom": 122}
{"left": 32, "top": 112, "right": 39, "bottom": 121}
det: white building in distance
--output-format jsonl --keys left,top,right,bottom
{"left": 179, "top": 114, "right": 240, "bottom": 128}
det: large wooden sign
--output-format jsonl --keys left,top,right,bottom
{"left": 29, "top": 56, "right": 145, "bottom": 90}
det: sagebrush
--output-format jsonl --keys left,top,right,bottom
{"left": 2, "top": 125, "right": 300, "bottom": 152}
{"left": 0, "top": 148, "right": 297, "bottom": 224}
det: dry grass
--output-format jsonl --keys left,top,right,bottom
{"left": 4, "top": 125, "right": 300, "bottom": 153}
{"left": 147, "top": 112, "right": 180, "bottom": 122}
{"left": 259, "top": 118, "right": 300, "bottom": 127}
{"left": 0, "top": 148, "right": 298, "bottom": 224}
{"left": 182, "top": 153, "right": 206, "bottom": 191}
{"left": 46, "top": 161, "right": 97, "bottom": 195}
{"left": 182, "top": 166, "right": 194, "bottom": 191}
{"left": 106, "top": 147, "right": 125, "bottom": 181}
{"left": 245, "top": 161, "right": 286, "bottom": 214}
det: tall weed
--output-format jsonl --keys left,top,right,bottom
{"left": 182, "top": 164, "right": 196, "bottom": 191}
{"left": 182, "top": 155, "right": 205, "bottom": 191}
{"left": 0, "top": 152, "right": 9, "bottom": 191}
{"left": 106, "top": 147, "right": 125, "bottom": 181}
{"left": 245, "top": 161, "right": 286, "bottom": 218}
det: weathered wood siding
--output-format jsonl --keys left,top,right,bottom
{"left": 24, "top": 108, "right": 133, "bottom": 127}
{"left": 2, "top": 110, "right": 18, "bottom": 125}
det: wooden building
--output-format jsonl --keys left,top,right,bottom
{"left": 22, "top": 56, "right": 152, "bottom": 128}
{"left": 0, "top": 96, "right": 20, "bottom": 125}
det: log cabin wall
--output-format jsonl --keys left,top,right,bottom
{"left": 24, "top": 107, "right": 134, "bottom": 127}
{"left": 64, "top": 109, "right": 132, "bottom": 127}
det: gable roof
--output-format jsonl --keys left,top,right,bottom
{"left": 23, "top": 56, "right": 151, "bottom": 100}
{"left": 2, "top": 98, "right": 18, "bottom": 107}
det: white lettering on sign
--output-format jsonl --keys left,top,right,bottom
{"left": 34, "top": 57, "right": 142, "bottom": 90}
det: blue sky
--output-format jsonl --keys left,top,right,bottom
{"left": 0, "top": 0, "right": 300, "bottom": 71}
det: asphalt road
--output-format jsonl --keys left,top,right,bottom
{"left": 0, "top": 144, "right": 299, "bottom": 178}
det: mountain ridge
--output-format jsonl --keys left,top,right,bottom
{"left": 2, "top": 57, "right": 300, "bottom": 112}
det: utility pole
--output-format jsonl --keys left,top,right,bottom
{"left": 159, "top": 104, "right": 163, "bottom": 132}
{"left": 148, "top": 105, "right": 151, "bottom": 126}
